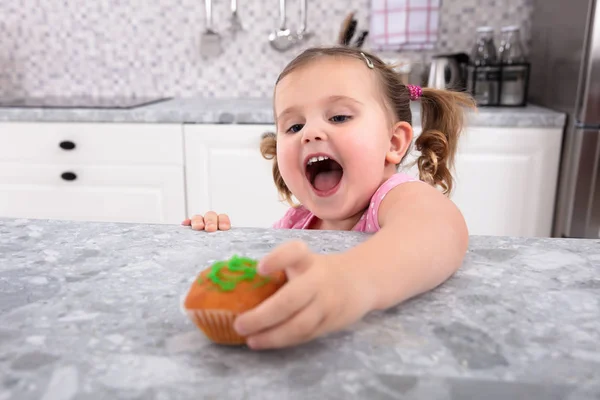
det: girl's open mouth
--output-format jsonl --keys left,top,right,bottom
{"left": 305, "top": 155, "right": 343, "bottom": 196}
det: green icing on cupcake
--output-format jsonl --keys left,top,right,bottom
{"left": 198, "top": 255, "right": 271, "bottom": 291}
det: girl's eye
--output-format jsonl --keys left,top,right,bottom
{"left": 286, "top": 124, "right": 304, "bottom": 133}
{"left": 330, "top": 115, "right": 351, "bottom": 123}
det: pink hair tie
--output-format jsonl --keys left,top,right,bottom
{"left": 406, "top": 85, "right": 422, "bottom": 101}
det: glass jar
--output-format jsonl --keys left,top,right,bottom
{"left": 467, "top": 27, "right": 500, "bottom": 105}
{"left": 498, "top": 25, "right": 525, "bottom": 64}
{"left": 471, "top": 26, "right": 498, "bottom": 65}
{"left": 498, "top": 26, "right": 528, "bottom": 106}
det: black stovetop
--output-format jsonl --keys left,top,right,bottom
{"left": 0, "top": 96, "right": 172, "bottom": 109}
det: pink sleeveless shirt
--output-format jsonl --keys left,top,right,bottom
{"left": 272, "top": 173, "right": 418, "bottom": 233}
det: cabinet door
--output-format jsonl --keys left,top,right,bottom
{"left": 403, "top": 126, "right": 563, "bottom": 237}
{"left": 453, "top": 127, "right": 562, "bottom": 237}
{"left": 184, "top": 125, "right": 290, "bottom": 228}
{"left": 0, "top": 164, "right": 186, "bottom": 224}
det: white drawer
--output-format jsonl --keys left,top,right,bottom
{"left": 0, "top": 163, "right": 186, "bottom": 224}
{"left": 0, "top": 122, "right": 183, "bottom": 165}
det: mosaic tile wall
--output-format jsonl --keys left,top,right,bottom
{"left": 0, "top": 0, "right": 533, "bottom": 98}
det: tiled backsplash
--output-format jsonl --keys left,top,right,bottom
{"left": 0, "top": 0, "right": 532, "bottom": 98}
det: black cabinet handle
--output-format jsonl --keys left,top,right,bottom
{"left": 61, "top": 172, "right": 77, "bottom": 181}
{"left": 59, "top": 141, "right": 76, "bottom": 150}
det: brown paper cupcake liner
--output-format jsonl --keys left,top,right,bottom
{"left": 186, "top": 309, "right": 246, "bottom": 345}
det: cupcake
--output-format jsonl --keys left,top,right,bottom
{"left": 183, "top": 255, "right": 287, "bottom": 345}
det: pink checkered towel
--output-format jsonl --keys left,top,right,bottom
{"left": 370, "top": 0, "right": 441, "bottom": 50}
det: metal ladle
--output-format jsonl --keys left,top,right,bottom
{"left": 269, "top": 0, "right": 294, "bottom": 51}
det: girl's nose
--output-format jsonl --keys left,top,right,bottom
{"left": 301, "top": 126, "right": 327, "bottom": 143}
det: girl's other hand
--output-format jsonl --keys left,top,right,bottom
{"left": 182, "top": 212, "right": 231, "bottom": 232}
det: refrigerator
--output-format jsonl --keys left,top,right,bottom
{"left": 529, "top": 0, "right": 600, "bottom": 238}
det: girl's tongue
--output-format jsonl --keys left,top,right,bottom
{"left": 306, "top": 158, "right": 343, "bottom": 192}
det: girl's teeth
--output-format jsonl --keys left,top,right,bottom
{"left": 308, "top": 156, "right": 329, "bottom": 165}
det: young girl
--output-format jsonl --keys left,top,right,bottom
{"left": 183, "top": 47, "right": 476, "bottom": 350}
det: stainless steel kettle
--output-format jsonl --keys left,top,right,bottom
{"left": 427, "top": 53, "right": 469, "bottom": 90}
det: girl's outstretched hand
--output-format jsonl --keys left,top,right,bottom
{"left": 233, "top": 240, "right": 375, "bottom": 350}
{"left": 182, "top": 212, "right": 231, "bottom": 232}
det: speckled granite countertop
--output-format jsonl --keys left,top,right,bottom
{"left": 0, "top": 97, "right": 566, "bottom": 128}
{"left": 1, "top": 218, "right": 598, "bottom": 400}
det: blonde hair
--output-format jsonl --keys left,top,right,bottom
{"left": 261, "top": 46, "right": 476, "bottom": 205}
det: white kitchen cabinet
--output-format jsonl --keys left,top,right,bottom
{"left": 0, "top": 120, "right": 563, "bottom": 237}
{"left": 184, "top": 124, "right": 290, "bottom": 228}
{"left": 402, "top": 126, "right": 563, "bottom": 237}
{"left": 0, "top": 122, "right": 186, "bottom": 224}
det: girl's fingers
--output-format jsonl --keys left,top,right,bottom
{"left": 203, "top": 211, "right": 219, "bottom": 232}
{"left": 190, "top": 215, "right": 205, "bottom": 231}
{"left": 246, "top": 296, "right": 325, "bottom": 350}
{"left": 186, "top": 213, "right": 230, "bottom": 232}
{"left": 258, "top": 240, "right": 312, "bottom": 275}
{"left": 234, "top": 277, "right": 315, "bottom": 337}
{"left": 217, "top": 214, "right": 231, "bottom": 230}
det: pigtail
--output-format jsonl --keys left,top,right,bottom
{"left": 415, "top": 89, "right": 476, "bottom": 196}
{"left": 259, "top": 132, "right": 295, "bottom": 206}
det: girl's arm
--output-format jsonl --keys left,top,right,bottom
{"left": 234, "top": 181, "right": 468, "bottom": 350}
{"left": 342, "top": 181, "right": 469, "bottom": 310}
